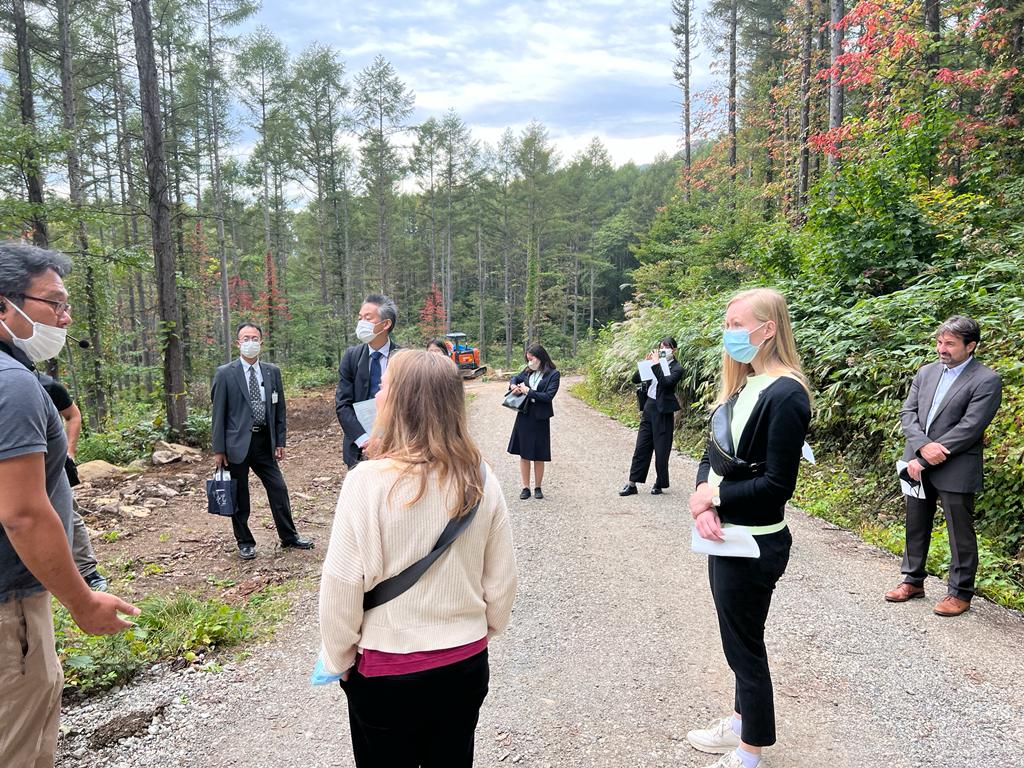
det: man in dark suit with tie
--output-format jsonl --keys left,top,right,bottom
{"left": 335, "top": 294, "right": 400, "bottom": 468}
{"left": 885, "top": 315, "right": 1001, "bottom": 616}
{"left": 211, "top": 322, "right": 312, "bottom": 560}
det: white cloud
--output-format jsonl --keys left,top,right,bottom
{"left": 242, "top": 0, "right": 720, "bottom": 167}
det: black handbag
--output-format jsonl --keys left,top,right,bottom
{"left": 363, "top": 462, "right": 487, "bottom": 610}
{"left": 706, "top": 396, "right": 764, "bottom": 479}
{"left": 64, "top": 456, "right": 80, "bottom": 488}
{"left": 502, "top": 389, "right": 529, "bottom": 413}
{"left": 206, "top": 467, "right": 238, "bottom": 516}
{"left": 635, "top": 384, "right": 647, "bottom": 412}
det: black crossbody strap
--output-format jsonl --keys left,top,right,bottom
{"left": 363, "top": 461, "right": 487, "bottom": 611}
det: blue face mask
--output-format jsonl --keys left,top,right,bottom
{"left": 723, "top": 323, "right": 766, "bottom": 364}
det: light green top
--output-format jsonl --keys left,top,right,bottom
{"left": 707, "top": 374, "right": 779, "bottom": 490}
{"left": 529, "top": 371, "right": 542, "bottom": 389}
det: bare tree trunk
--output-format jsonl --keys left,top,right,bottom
{"left": 728, "top": 0, "right": 738, "bottom": 211}
{"left": 163, "top": 36, "right": 191, "bottom": 377}
{"left": 477, "top": 219, "right": 485, "bottom": 359}
{"left": 502, "top": 199, "right": 512, "bottom": 367}
{"left": 206, "top": 0, "right": 231, "bottom": 362}
{"left": 57, "top": 0, "right": 106, "bottom": 424}
{"left": 683, "top": 0, "right": 691, "bottom": 202}
{"left": 798, "top": 0, "right": 813, "bottom": 208}
{"left": 12, "top": 0, "right": 47, "bottom": 246}
{"left": 828, "top": 0, "right": 845, "bottom": 171}
{"left": 130, "top": 0, "right": 187, "bottom": 436}
{"left": 924, "top": 0, "right": 940, "bottom": 73}
{"left": 588, "top": 265, "right": 595, "bottom": 332}
{"left": 110, "top": 17, "right": 152, "bottom": 393}
{"left": 571, "top": 251, "right": 579, "bottom": 356}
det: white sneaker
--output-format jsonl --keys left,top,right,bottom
{"left": 686, "top": 716, "right": 741, "bottom": 754}
{"left": 701, "top": 752, "right": 769, "bottom": 768}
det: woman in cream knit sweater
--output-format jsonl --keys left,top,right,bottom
{"left": 319, "top": 349, "right": 518, "bottom": 768}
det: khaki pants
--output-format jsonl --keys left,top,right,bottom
{"left": 0, "top": 592, "right": 63, "bottom": 768}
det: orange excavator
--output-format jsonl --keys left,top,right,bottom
{"left": 444, "top": 333, "right": 487, "bottom": 379}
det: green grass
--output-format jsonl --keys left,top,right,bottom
{"left": 54, "top": 585, "right": 290, "bottom": 695}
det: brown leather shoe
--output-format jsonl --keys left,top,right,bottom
{"left": 884, "top": 582, "right": 925, "bottom": 602}
{"left": 933, "top": 595, "right": 971, "bottom": 617}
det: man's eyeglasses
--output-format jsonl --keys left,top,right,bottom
{"left": 12, "top": 294, "right": 72, "bottom": 317}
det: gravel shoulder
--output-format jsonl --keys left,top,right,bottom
{"left": 59, "top": 380, "right": 1024, "bottom": 768}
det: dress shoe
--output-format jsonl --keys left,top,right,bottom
{"left": 534, "top": 487, "right": 543, "bottom": 500}
{"left": 282, "top": 537, "right": 314, "bottom": 550}
{"left": 884, "top": 582, "right": 925, "bottom": 602}
{"left": 619, "top": 484, "right": 638, "bottom": 497}
{"left": 933, "top": 595, "right": 971, "bottom": 617}
{"left": 519, "top": 488, "right": 531, "bottom": 500}
{"left": 651, "top": 486, "right": 663, "bottom": 495}
{"left": 238, "top": 545, "right": 256, "bottom": 560}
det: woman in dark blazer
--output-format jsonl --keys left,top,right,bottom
{"left": 506, "top": 344, "right": 560, "bottom": 500}
{"left": 685, "top": 288, "right": 811, "bottom": 768}
{"left": 620, "top": 336, "right": 683, "bottom": 496}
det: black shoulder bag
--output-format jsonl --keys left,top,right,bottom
{"left": 706, "top": 396, "right": 764, "bottom": 479}
{"left": 363, "top": 461, "right": 487, "bottom": 611}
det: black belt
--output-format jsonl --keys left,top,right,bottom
{"left": 252, "top": 424, "right": 267, "bottom": 432}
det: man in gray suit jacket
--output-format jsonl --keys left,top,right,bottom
{"left": 335, "top": 294, "right": 400, "bottom": 468}
{"left": 885, "top": 315, "right": 1001, "bottom": 616}
{"left": 211, "top": 322, "right": 312, "bottom": 560}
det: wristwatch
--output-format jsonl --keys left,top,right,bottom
{"left": 711, "top": 494, "right": 722, "bottom": 509}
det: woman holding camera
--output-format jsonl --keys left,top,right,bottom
{"left": 686, "top": 289, "right": 811, "bottom": 768}
{"left": 620, "top": 336, "right": 683, "bottom": 496}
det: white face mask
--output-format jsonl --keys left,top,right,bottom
{"left": 527, "top": 358, "right": 541, "bottom": 371}
{"left": 1, "top": 301, "right": 67, "bottom": 362}
{"left": 356, "top": 319, "right": 381, "bottom": 344}
{"left": 240, "top": 340, "right": 261, "bottom": 358}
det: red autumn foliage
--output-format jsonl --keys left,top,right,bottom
{"left": 418, "top": 284, "right": 446, "bottom": 340}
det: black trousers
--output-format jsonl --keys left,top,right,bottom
{"left": 902, "top": 477, "right": 977, "bottom": 601}
{"left": 227, "top": 427, "right": 298, "bottom": 547}
{"left": 708, "top": 527, "right": 791, "bottom": 748}
{"left": 628, "top": 399, "right": 674, "bottom": 488}
{"left": 341, "top": 650, "right": 490, "bottom": 768}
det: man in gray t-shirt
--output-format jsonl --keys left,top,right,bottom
{"left": 0, "top": 350, "right": 74, "bottom": 597}
{"left": 0, "top": 243, "right": 138, "bottom": 768}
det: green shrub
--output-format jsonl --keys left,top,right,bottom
{"left": 76, "top": 403, "right": 166, "bottom": 465}
{"left": 54, "top": 588, "right": 289, "bottom": 695}
{"left": 283, "top": 364, "right": 337, "bottom": 393}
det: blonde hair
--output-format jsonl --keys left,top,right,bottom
{"left": 716, "top": 288, "right": 811, "bottom": 405}
{"left": 371, "top": 349, "right": 483, "bottom": 517}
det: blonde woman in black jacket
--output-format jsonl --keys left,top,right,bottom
{"left": 685, "top": 288, "right": 811, "bottom": 768}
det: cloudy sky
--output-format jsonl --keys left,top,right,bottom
{"left": 245, "top": 0, "right": 716, "bottom": 167}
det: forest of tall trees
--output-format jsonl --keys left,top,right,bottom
{"left": 0, "top": 0, "right": 679, "bottom": 437}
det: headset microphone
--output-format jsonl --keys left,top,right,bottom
{"left": 68, "top": 335, "right": 91, "bottom": 349}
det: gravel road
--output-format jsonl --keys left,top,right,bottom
{"left": 59, "top": 380, "right": 1024, "bottom": 768}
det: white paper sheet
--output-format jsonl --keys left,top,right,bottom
{"left": 896, "top": 460, "right": 926, "bottom": 499}
{"left": 637, "top": 360, "right": 655, "bottom": 381}
{"left": 353, "top": 398, "right": 377, "bottom": 434}
{"left": 659, "top": 358, "right": 671, "bottom": 377}
{"left": 801, "top": 442, "right": 816, "bottom": 464}
{"left": 690, "top": 525, "right": 761, "bottom": 558}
